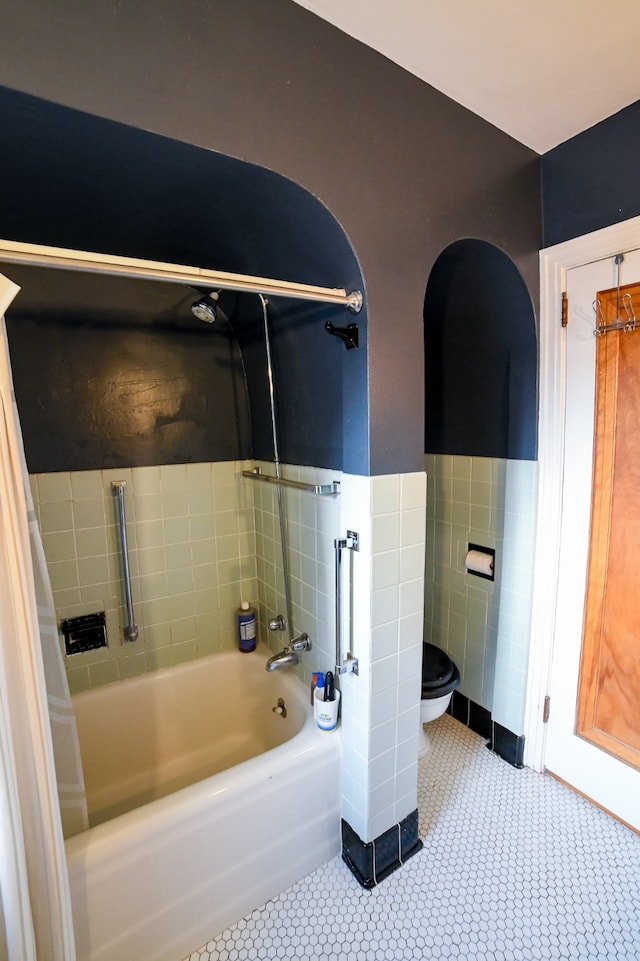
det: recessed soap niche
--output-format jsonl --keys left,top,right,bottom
{"left": 61, "top": 611, "right": 108, "bottom": 655}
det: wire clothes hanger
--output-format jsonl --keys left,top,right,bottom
{"left": 593, "top": 252, "right": 639, "bottom": 336}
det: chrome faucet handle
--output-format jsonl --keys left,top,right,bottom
{"left": 269, "top": 614, "right": 286, "bottom": 631}
{"left": 289, "top": 633, "right": 311, "bottom": 652}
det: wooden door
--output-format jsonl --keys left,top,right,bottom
{"left": 544, "top": 253, "right": 640, "bottom": 831}
{"left": 577, "top": 281, "right": 640, "bottom": 769}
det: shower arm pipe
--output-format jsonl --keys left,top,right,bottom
{"left": 111, "top": 481, "right": 138, "bottom": 643}
{"left": 0, "top": 238, "right": 363, "bottom": 312}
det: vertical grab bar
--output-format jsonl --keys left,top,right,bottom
{"left": 334, "top": 530, "right": 359, "bottom": 676}
{"left": 111, "top": 481, "right": 139, "bottom": 642}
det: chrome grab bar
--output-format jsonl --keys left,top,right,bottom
{"left": 334, "top": 530, "right": 359, "bottom": 676}
{"left": 111, "top": 481, "right": 138, "bottom": 642}
{"left": 242, "top": 467, "right": 340, "bottom": 495}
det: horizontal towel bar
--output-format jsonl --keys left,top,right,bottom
{"left": 242, "top": 467, "right": 340, "bottom": 495}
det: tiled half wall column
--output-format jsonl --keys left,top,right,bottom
{"left": 340, "top": 472, "right": 426, "bottom": 845}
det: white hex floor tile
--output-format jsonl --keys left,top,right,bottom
{"left": 182, "top": 715, "right": 640, "bottom": 960}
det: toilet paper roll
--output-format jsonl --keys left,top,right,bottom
{"left": 465, "top": 549, "right": 494, "bottom": 577}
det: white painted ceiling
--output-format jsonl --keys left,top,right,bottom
{"left": 292, "top": 0, "right": 640, "bottom": 153}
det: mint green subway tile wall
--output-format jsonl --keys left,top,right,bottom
{"left": 424, "top": 454, "right": 536, "bottom": 734}
{"left": 492, "top": 459, "right": 537, "bottom": 734}
{"left": 253, "top": 461, "right": 343, "bottom": 687}
{"left": 424, "top": 453, "right": 504, "bottom": 712}
{"left": 32, "top": 461, "right": 258, "bottom": 694}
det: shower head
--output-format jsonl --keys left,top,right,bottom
{"left": 191, "top": 291, "right": 219, "bottom": 324}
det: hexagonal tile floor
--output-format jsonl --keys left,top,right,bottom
{"left": 182, "top": 715, "right": 640, "bottom": 960}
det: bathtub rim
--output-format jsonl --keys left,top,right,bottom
{"left": 70, "top": 642, "right": 290, "bottom": 708}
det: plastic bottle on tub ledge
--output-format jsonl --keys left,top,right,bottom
{"left": 314, "top": 670, "right": 341, "bottom": 731}
{"left": 237, "top": 601, "right": 256, "bottom": 653}
{"left": 311, "top": 672, "right": 325, "bottom": 705}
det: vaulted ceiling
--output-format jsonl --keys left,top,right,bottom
{"left": 292, "top": 0, "right": 640, "bottom": 153}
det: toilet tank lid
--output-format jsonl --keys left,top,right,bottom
{"left": 422, "top": 643, "right": 456, "bottom": 689}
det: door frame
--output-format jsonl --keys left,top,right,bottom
{"left": 524, "top": 213, "right": 640, "bottom": 771}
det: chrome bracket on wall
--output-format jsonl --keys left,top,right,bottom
{"left": 334, "top": 530, "right": 359, "bottom": 676}
{"left": 325, "top": 321, "right": 359, "bottom": 350}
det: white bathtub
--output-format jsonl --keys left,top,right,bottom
{"left": 65, "top": 645, "right": 342, "bottom": 961}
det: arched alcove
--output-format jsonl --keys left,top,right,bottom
{"left": 0, "top": 87, "right": 367, "bottom": 474}
{"left": 424, "top": 239, "right": 536, "bottom": 460}
{"left": 423, "top": 239, "right": 538, "bottom": 744}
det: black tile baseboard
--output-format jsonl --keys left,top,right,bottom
{"left": 450, "top": 688, "right": 470, "bottom": 725}
{"left": 341, "top": 809, "right": 422, "bottom": 888}
{"left": 447, "top": 690, "right": 525, "bottom": 769}
{"left": 491, "top": 721, "right": 525, "bottom": 768}
{"left": 469, "top": 700, "right": 492, "bottom": 741}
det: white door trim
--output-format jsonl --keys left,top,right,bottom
{"left": 524, "top": 213, "right": 640, "bottom": 771}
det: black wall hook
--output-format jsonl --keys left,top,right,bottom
{"left": 325, "top": 321, "right": 359, "bottom": 350}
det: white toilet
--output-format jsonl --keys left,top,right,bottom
{"left": 418, "top": 642, "right": 460, "bottom": 757}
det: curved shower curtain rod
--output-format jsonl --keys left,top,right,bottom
{"left": 0, "top": 238, "right": 363, "bottom": 312}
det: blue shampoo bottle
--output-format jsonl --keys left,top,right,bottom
{"left": 237, "top": 601, "right": 256, "bottom": 652}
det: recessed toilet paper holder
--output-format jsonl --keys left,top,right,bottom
{"left": 465, "top": 543, "right": 495, "bottom": 581}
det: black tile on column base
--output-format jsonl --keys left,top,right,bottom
{"left": 341, "top": 809, "right": 422, "bottom": 889}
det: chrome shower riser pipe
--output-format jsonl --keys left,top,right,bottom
{"left": 275, "top": 482, "right": 293, "bottom": 640}
{"left": 260, "top": 295, "right": 294, "bottom": 641}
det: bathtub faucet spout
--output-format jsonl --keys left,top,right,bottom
{"left": 265, "top": 633, "right": 312, "bottom": 671}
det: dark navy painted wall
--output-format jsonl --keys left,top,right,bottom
{"left": 6, "top": 310, "right": 252, "bottom": 473}
{"left": 425, "top": 241, "right": 537, "bottom": 460}
{"left": 542, "top": 99, "right": 640, "bottom": 247}
{"left": 0, "top": 0, "right": 541, "bottom": 475}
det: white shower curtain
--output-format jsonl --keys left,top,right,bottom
{"left": 0, "top": 274, "right": 78, "bottom": 960}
